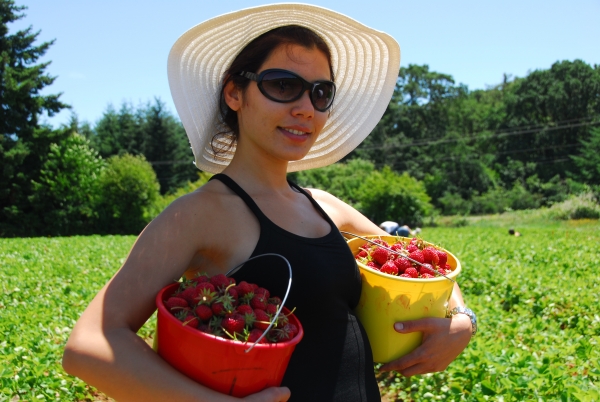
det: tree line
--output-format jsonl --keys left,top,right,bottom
{"left": 1, "top": 0, "right": 599, "bottom": 236}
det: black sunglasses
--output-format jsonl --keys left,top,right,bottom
{"left": 238, "top": 69, "right": 336, "bottom": 112}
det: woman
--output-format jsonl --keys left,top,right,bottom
{"left": 62, "top": 4, "right": 474, "bottom": 401}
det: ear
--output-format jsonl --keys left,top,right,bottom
{"left": 223, "top": 79, "right": 242, "bottom": 112}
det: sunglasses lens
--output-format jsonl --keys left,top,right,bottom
{"left": 311, "top": 82, "right": 335, "bottom": 111}
{"left": 258, "top": 70, "right": 335, "bottom": 111}
{"left": 261, "top": 71, "right": 304, "bottom": 101}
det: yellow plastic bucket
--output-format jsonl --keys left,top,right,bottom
{"left": 347, "top": 235, "right": 461, "bottom": 363}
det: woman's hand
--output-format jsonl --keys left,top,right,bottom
{"left": 379, "top": 314, "right": 472, "bottom": 376}
{"left": 242, "top": 387, "right": 291, "bottom": 402}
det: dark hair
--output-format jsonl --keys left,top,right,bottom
{"left": 213, "top": 25, "right": 334, "bottom": 157}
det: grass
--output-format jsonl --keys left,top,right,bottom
{"left": 1, "top": 218, "right": 599, "bottom": 401}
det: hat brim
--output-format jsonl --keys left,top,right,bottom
{"left": 168, "top": 3, "right": 401, "bottom": 173}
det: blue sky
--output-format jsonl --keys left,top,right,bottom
{"left": 10, "top": 0, "right": 600, "bottom": 127}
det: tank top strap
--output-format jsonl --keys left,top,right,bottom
{"left": 209, "top": 173, "right": 269, "bottom": 222}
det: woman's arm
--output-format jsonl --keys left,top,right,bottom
{"left": 62, "top": 194, "right": 290, "bottom": 401}
{"left": 309, "top": 188, "right": 473, "bottom": 376}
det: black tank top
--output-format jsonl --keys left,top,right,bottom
{"left": 210, "top": 174, "right": 380, "bottom": 401}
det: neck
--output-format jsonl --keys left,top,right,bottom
{"left": 222, "top": 155, "right": 291, "bottom": 195}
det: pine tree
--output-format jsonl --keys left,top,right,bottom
{"left": 92, "top": 99, "right": 197, "bottom": 194}
{"left": 0, "top": 0, "right": 69, "bottom": 235}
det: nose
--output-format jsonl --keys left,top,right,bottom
{"left": 291, "top": 89, "right": 314, "bottom": 119}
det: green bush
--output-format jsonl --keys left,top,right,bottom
{"left": 289, "top": 158, "right": 376, "bottom": 207}
{"left": 356, "top": 166, "right": 432, "bottom": 227}
{"left": 29, "top": 133, "right": 106, "bottom": 235}
{"left": 472, "top": 183, "right": 542, "bottom": 214}
{"left": 292, "top": 160, "right": 432, "bottom": 226}
{"left": 545, "top": 192, "right": 600, "bottom": 220}
{"left": 96, "top": 154, "right": 160, "bottom": 234}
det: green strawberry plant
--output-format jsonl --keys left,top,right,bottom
{"left": 1, "top": 220, "right": 599, "bottom": 401}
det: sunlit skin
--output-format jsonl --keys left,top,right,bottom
{"left": 61, "top": 42, "right": 472, "bottom": 402}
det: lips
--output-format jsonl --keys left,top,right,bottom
{"left": 280, "top": 127, "right": 310, "bottom": 136}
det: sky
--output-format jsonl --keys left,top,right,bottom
{"left": 10, "top": 0, "right": 600, "bottom": 127}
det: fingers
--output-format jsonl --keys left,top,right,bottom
{"left": 243, "top": 386, "right": 291, "bottom": 401}
{"left": 379, "top": 346, "right": 427, "bottom": 374}
{"left": 380, "top": 317, "right": 463, "bottom": 376}
{"left": 393, "top": 317, "right": 450, "bottom": 334}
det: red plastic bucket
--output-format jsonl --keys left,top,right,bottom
{"left": 155, "top": 283, "right": 303, "bottom": 397}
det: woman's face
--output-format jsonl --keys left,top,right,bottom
{"left": 227, "top": 43, "right": 331, "bottom": 165}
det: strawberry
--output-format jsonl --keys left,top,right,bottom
{"left": 197, "top": 282, "right": 216, "bottom": 293}
{"left": 421, "top": 273, "right": 435, "bottom": 279}
{"left": 371, "top": 247, "right": 390, "bottom": 265}
{"left": 195, "top": 304, "right": 213, "bottom": 321}
{"left": 164, "top": 296, "right": 189, "bottom": 312}
{"left": 399, "top": 273, "right": 412, "bottom": 278}
{"left": 179, "top": 285, "right": 201, "bottom": 306}
{"left": 236, "top": 281, "right": 254, "bottom": 298}
{"left": 422, "top": 247, "right": 440, "bottom": 265}
{"left": 393, "top": 257, "right": 412, "bottom": 273}
{"left": 356, "top": 249, "right": 368, "bottom": 259}
{"left": 253, "top": 308, "right": 271, "bottom": 330}
{"left": 408, "top": 250, "right": 425, "bottom": 264}
{"left": 380, "top": 261, "right": 399, "bottom": 275}
{"left": 366, "top": 261, "right": 381, "bottom": 270}
{"left": 181, "top": 313, "right": 199, "bottom": 328}
{"left": 265, "top": 304, "right": 278, "bottom": 316}
{"left": 436, "top": 250, "right": 448, "bottom": 267}
{"left": 250, "top": 294, "right": 268, "bottom": 310}
{"left": 372, "top": 239, "right": 390, "bottom": 247}
{"left": 407, "top": 244, "right": 419, "bottom": 253}
{"left": 247, "top": 328, "right": 267, "bottom": 344}
{"left": 391, "top": 243, "right": 404, "bottom": 252}
{"left": 419, "top": 263, "right": 435, "bottom": 276}
{"left": 197, "top": 323, "right": 211, "bottom": 333}
{"left": 211, "top": 301, "right": 228, "bottom": 316}
{"left": 221, "top": 313, "right": 245, "bottom": 335}
{"left": 254, "top": 287, "right": 270, "bottom": 300}
{"left": 405, "top": 267, "right": 419, "bottom": 278}
{"left": 268, "top": 296, "right": 282, "bottom": 306}
{"left": 226, "top": 287, "right": 239, "bottom": 306}
{"left": 236, "top": 304, "right": 254, "bottom": 315}
{"left": 210, "top": 274, "right": 230, "bottom": 291}
{"left": 191, "top": 274, "right": 210, "bottom": 285}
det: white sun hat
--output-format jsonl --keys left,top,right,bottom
{"left": 168, "top": 3, "right": 400, "bottom": 173}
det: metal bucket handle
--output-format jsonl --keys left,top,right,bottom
{"left": 226, "top": 253, "right": 293, "bottom": 353}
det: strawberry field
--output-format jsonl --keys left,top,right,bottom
{"left": 1, "top": 221, "right": 599, "bottom": 401}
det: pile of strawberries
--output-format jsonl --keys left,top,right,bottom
{"left": 355, "top": 237, "right": 453, "bottom": 279}
{"left": 163, "top": 273, "right": 298, "bottom": 344}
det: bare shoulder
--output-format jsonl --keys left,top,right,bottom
{"left": 304, "top": 187, "right": 346, "bottom": 207}
{"left": 152, "top": 179, "right": 247, "bottom": 246}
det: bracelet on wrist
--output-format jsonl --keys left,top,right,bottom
{"left": 446, "top": 306, "right": 477, "bottom": 336}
